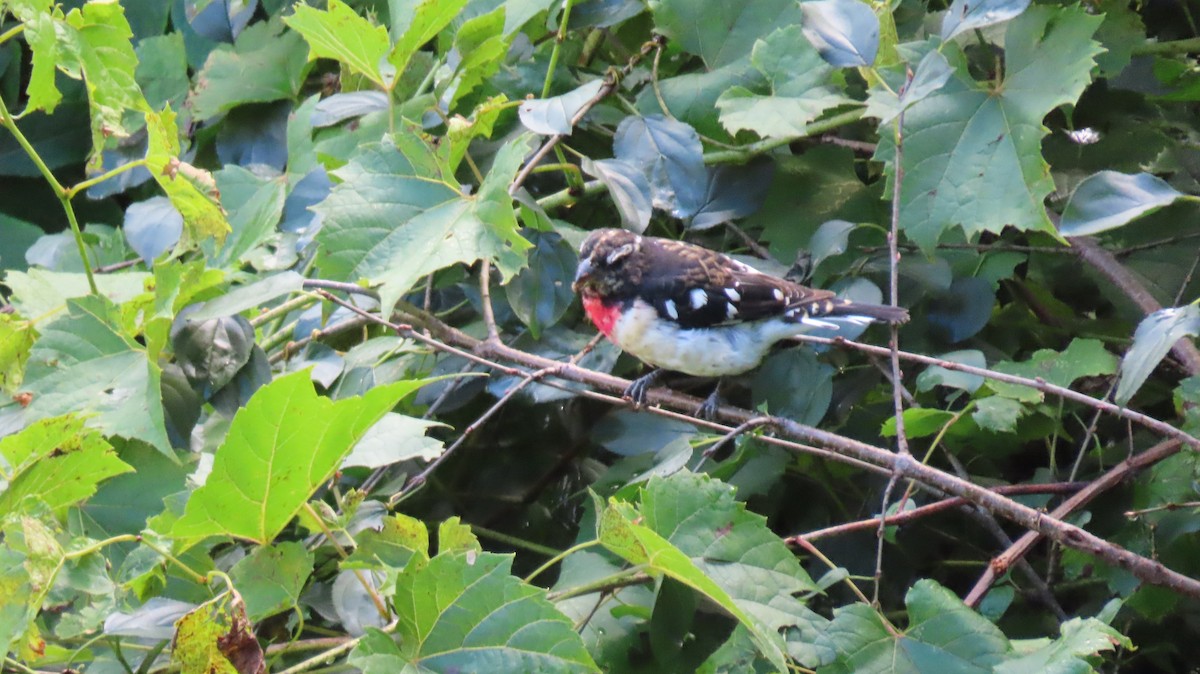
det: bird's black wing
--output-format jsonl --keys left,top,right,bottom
{"left": 637, "top": 238, "right": 836, "bottom": 328}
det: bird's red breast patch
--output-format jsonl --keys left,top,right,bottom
{"left": 582, "top": 294, "right": 619, "bottom": 338}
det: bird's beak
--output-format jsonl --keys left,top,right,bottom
{"left": 572, "top": 258, "right": 593, "bottom": 293}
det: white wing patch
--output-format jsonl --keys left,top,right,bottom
{"left": 689, "top": 288, "right": 708, "bottom": 309}
{"left": 663, "top": 299, "right": 679, "bottom": 320}
{"left": 772, "top": 288, "right": 784, "bottom": 301}
{"left": 724, "top": 288, "right": 741, "bottom": 302}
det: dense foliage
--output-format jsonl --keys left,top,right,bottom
{"left": 2, "top": 0, "right": 1200, "bottom": 671}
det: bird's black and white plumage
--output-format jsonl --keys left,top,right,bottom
{"left": 572, "top": 228, "right": 908, "bottom": 416}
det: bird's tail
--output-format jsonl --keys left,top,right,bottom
{"left": 827, "top": 301, "right": 910, "bottom": 325}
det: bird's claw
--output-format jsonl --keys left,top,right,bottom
{"left": 623, "top": 370, "right": 663, "bottom": 406}
{"left": 696, "top": 388, "right": 723, "bottom": 420}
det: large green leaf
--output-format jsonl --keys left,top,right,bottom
{"left": 19, "top": 296, "right": 172, "bottom": 457}
{"left": 315, "top": 134, "right": 531, "bottom": 315}
{"left": 716, "top": 25, "right": 852, "bottom": 139}
{"left": 1115, "top": 305, "right": 1200, "bottom": 405}
{"left": 348, "top": 552, "right": 598, "bottom": 672}
{"left": 145, "top": 106, "right": 231, "bottom": 244}
{"left": 228, "top": 541, "right": 314, "bottom": 621}
{"left": 880, "top": 6, "right": 1103, "bottom": 250}
{"left": 989, "top": 338, "right": 1118, "bottom": 403}
{"left": 57, "top": 1, "right": 149, "bottom": 168}
{"left": 285, "top": 0, "right": 390, "bottom": 88}
{"left": 824, "top": 580, "right": 1128, "bottom": 673}
{"left": 171, "top": 371, "right": 431, "bottom": 544}
{"left": 600, "top": 472, "right": 827, "bottom": 670}
{"left": 0, "top": 415, "right": 132, "bottom": 518}
{"left": 822, "top": 580, "right": 1009, "bottom": 673}
{"left": 190, "top": 17, "right": 309, "bottom": 121}
{"left": 648, "top": 0, "right": 801, "bottom": 68}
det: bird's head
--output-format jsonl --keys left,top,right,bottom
{"left": 572, "top": 228, "right": 646, "bottom": 298}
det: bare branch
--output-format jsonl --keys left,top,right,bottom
{"left": 795, "top": 334, "right": 1200, "bottom": 451}
{"left": 305, "top": 283, "right": 1200, "bottom": 601}
{"left": 963, "top": 438, "right": 1184, "bottom": 607}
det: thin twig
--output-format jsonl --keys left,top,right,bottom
{"left": 875, "top": 77, "right": 911, "bottom": 605}
{"left": 795, "top": 334, "right": 1200, "bottom": 451}
{"left": 724, "top": 221, "right": 773, "bottom": 259}
{"left": 94, "top": 258, "right": 142, "bottom": 274}
{"left": 793, "top": 482, "right": 1086, "bottom": 542}
{"left": 479, "top": 259, "right": 500, "bottom": 342}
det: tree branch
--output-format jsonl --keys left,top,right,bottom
{"left": 1070, "top": 235, "right": 1200, "bottom": 374}
{"left": 963, "top": 438, "right": 1184, "bottom": 607}
{"left": 301, "top": 283, "right": 1200, "bottom": 601}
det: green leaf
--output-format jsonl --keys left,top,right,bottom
{"left": 866, "top": 48, "right": 954, "bottom": 125}
{"left": 505, "top": 230, "right": 577, "bottom": 338}
{"left": 881, "top": 408, "right": 957, "bottom": 438}
{"left": 822, "top": 579, "right": 1008, "bottom": 673}
{"left": 614, "top": 115, "right": 707, "bottom": 218}
{"left": 441, "top": 7, "right": 508, "bottom": 108}
{"left": 61, "top": 1, "right": 149, "bottom": 169}
{"left": 989, "top": 338, "right": 1118, "bottom": 402}
{"left": 1116, "top": 305, "right": 1200, "bottom": 405}
{"left": 190, "top": 18, "right": 309, "bottom": 121}
{"left": 187, "top": 271, "right": 304, "bottom": 322}
{"left": 599, "top": 498, "right": 790, "bottom": 671}
{"left": 716, "top": 25, "right": 851, "bottom": 139}
{"left": 915, "top": 350, "right": 986, "bottom": 394}
{"left": 972, "top": 396, "right": 1026, "bottom": 433}
{"left": 145, "top": 106, "right": 231, "bottom": 244}
{"left": 882, "top": 6, "right": 1103, "bottom": 250}
{"left": 171, "top": 371, "right": 431, "bottom": 544}
{"left": 994, "top": 617, "right": 1131, "bottom": 674}
{"left": 1059, "top": 171, "right": 1184, "bottom": 237}
{"left": 343, "top": 412, "right": 445, "bottom": 468}
{"left": 2, "top": 268, "right": 150, "bottom": 320}
{"left": 19, "top": 296, "right": 173, "bottom": 457}
{"left": 750, "top": 349, "right": 833, "bottom": 425}
{"left": 518, "top": 79, "right": 606, "bottom": 135}
{"left": 315, "top": 135, "right": 531, "bottom": 315}
{"left": 581, "top": 158, "right": 653, "bottom": 233}
{"left": 437, "top": 516, "right": 481, "bottom": 554}
{"left": 601, "top": 472, "right": 825, "bottom": 670}
{"left": 135, "top": 33, "right": 190, "bottom": 111}
{"left": 941, "top": 0, "right": 1031, "bottom": 41}
{"left": 0, "top": 314, "right": 36, "bottom": 395}
{"left": 208, "top": 166, "right": 288, "bottom": 267}
{"left": 285, "top": 0, "right": 389, "bottom": 88}
{"left": 388, "top": 0, "right": 469, "bottom": 77}
{"left": 648, "top": 0, "right": 802, "bottom": 68}
{"left": 800, "top": 0, "right": 880, "bottom": 68}
{"left": 171, "top": 594, "right": 261, "bottom": 674}
{"left": 21, "top": 10, "right": 63, "bottom": 114}
{"left": 0, "top": 415, "right": 132, "bottom": 518}
{"left": 229, "top": 541, "right": 314, "bottom": 621}
{"left": 348, "top": 553, "right": 597, "bottom": 672}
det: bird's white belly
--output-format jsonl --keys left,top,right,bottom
{"left": 608, "top": 302, "right": 770, "bottom": 377}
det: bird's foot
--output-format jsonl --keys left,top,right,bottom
{"left": 696, "top": 381, "right": 724, "bottom": 420}
{"left": 623, "top": 369, "right": 664, "bottom": 406}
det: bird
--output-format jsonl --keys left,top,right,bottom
{"left": 572, "top": 228, "right": 910, "bottom": 418}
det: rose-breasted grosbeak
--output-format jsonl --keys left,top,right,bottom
{"left": 572, "top": 228, "right": 909, "bottom": 418}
